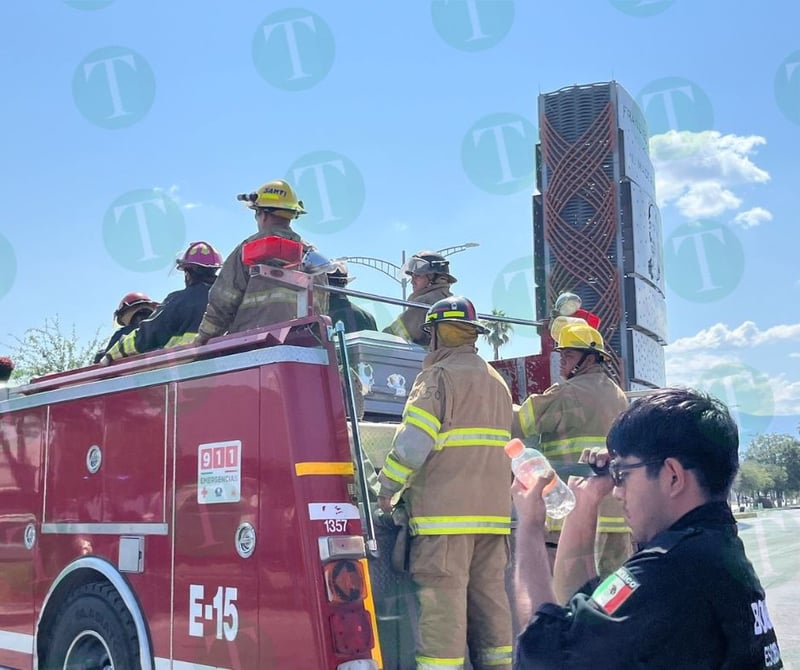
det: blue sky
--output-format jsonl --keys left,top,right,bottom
{"left": 1, "top": 0, "right": 799, "bottom": 445}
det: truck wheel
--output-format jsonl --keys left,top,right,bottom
{"left": 42, "top": 581, "right": 141, "bottom": 670}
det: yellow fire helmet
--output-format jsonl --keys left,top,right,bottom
{"left": 236, "top": 179, "right": 307, "bottom": 219}
{"left": 554, "top": 322, "right": 610, "bottom": 360}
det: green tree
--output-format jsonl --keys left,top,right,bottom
{"left": 736, "top": 461, "right": 773, "bottom": 499}
{"left": 745, "top": 433, "right": 800, "bottom": 495}
{"left": 481, "top": 308, "right": 514, "bottom": 360}
{"left": 6, "top": 315, "right": 106, "bottom": 383}
{"left": 764, "top": 464, "right": 788, "bottom": 499}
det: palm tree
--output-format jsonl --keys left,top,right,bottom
{"left": 482, "top": 308, "right": 513, "bottom": 360}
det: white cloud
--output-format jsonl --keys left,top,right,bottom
{"left": 772, "top": 379, "right": 800, "bottom": 415}
{"left": 665, "top": 350, "right": 800, "bottom": 415}
{"left": 650, "top": 130, "right": 769, "bottom": 221}
{"left": 732, "top": 207, "right": 773, "bottom": 229}
{"left": 667, "top": 321, "right": 800, "bottom": 353}
{"left": 154, "top": 184, "right": 202, "bottom": 210}
{"left": 391, "top": 221, "right": 409, "bottom": 232}
{"left": 665, "top": 321, "right": 800, "bottom": 415}
{"left": 675, "top": 181, "right": 741, "bottom": 218}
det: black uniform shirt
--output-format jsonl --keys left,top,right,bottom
{"left": 515, "top": 502, "right": 783, "bottom": 669}
{"left": 133, "top": 282, "right": 212, "bottom": 353}
{"left": 107, "top": 282, "right": 213, "bottom": 360}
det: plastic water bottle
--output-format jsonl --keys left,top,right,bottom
{"left": 505, "top": 438, "right": 576, "bottom": 519}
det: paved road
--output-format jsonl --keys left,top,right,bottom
{"left": 738, "top": 508, "right": 800, "bottom": 669}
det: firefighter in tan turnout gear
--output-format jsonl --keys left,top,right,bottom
{"left": 383, "top": 251, "right": 456, "bottom": 347}
{"left": 377, "top": 297, "right": 514, "bottom": 670}
{"left": 513, "top": 320, "right": 630, "bottom": 577}
{"left": 195, "top": 179, "right": 326, "bottom": 344}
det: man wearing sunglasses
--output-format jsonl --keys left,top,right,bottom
{"left": 512, "top": 387, "right": 782, "bottom": 669}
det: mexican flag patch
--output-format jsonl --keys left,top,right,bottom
{"left": 591, "top": 567, "right": 640, "bottom": 615}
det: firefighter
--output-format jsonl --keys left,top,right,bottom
{"left": 195, "top": 179, "right": 326, "bottom": 345}
{"left": 102, "top": 241, "right": 222, "bottom": 363}
{"left": 377, "top": 296, "right": 514, "bottom": 670}
{"left": 512, "top": 388, "right": 783, "bottom": 669}
{"left": 325, "top": 260, "right": 377, "bottom": 333}
{"left": 93, "top": 292, "right": 159, "bottom": 364}
{"left": 512, "top": 321, "right": 629, "bottom": 577}
{"left": 383, "top": 251, "right": 456, "bottom": 346}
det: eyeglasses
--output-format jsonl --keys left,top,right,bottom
{"left": 609, "top": 459, "right": 663, "bottom": 486}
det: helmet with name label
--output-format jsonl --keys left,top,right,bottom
{"left": 422, "top": 296, "right": 487, "bottom": 334}
{"left": 236, "top": 179, "right": 306, "bottom": 219}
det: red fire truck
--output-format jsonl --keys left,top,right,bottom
{"left": 0, "top": 245, "right": 554, "bottom": 670}
{"left": 0, "top": 309, "right": 402, "bottom": 669}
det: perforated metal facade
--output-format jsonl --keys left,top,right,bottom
{"left": 534, "top": 82, "right": 666, "bottom": 389}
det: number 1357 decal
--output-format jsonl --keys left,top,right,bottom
{"left": 189, "top": 585, "right": 239, "bottom": 641}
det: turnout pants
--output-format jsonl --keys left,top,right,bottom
{"left": 409, "top": 534, "right": 512, "bottom": 670}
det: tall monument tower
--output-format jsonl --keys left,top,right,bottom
{"left": 534, "top": 81, "right": 666, "bottom": 390}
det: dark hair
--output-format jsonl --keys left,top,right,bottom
{"left": 185, "top": 266, "right": 218, "bottom": 285}
{"left": 607, "top": 387, "right": 739, "bottom": 499}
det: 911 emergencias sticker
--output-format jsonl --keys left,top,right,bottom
{"left": 197, "top": 440, "right": 241, "bottom": 504}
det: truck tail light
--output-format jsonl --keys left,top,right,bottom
{"left": 329, "top": 605, "right": 374, "bottom": 655}
{"left": 323, "top": 559, "right": 367, "bottom": 604}
{"left": 241, "top": 235, "right": 304, "bottom": 266}
{"left": 319, "top": 535, "right": 366, "bottom": 561}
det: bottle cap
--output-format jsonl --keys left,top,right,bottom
{"left": 504, "top": 438, "right": 524, "bottom": 459}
